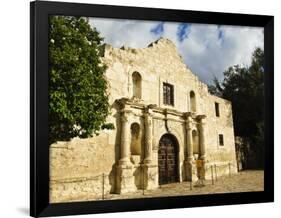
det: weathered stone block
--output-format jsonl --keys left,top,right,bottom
{"left": 115, "top": 164, "right": 137, "bottom": 194}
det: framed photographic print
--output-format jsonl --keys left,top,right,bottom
{"left": 30, "top": 1, "right": 274, "bottom": 217}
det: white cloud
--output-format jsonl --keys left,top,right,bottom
{"left": 89, "top": 18, "right": 159, "bottom": 48}
{"left": 178, "top": 24, "right": 264, "bottom": 83}
{"left": 89, "top": 17, "right": 263, "bottom": 84}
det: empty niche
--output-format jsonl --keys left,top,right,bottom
{"left": 190, "top": 91, "right": 196, "bottom": 112}
{"left": 130, "top": 122, "right": 141, "bottom": 155}
{"left": 132, "top": 71, "right": 142, "bottom": 99}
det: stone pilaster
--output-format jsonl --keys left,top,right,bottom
{"left": 186, "top": 117, "right": 193, "bottom": 161}
{"left": 184, "top": 114, "right": 194, "bottom": 181}
{"left": 198, "top": 115, "right": 207, "bottom": 180}
{"left": 198, "top": 115, "right": 207, "bottom": 161}
{"left": 119, "top": 106, "right": 131, "bottom": 165}
{"left": 116, "top": 105, "right": 136, "bottom": 194}
{"left": 144, "top": 108, "right": 153, "bottom": 164}
{"left": 143, "top": 106, "right": 158, "bottom": 189}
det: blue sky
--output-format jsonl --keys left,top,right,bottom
{"left": 89, "top": 18, "right": 263, "bottom": 84}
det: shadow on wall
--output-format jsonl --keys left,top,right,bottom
{"left": 108, "top": 163, "right": 117, "bottom": 193}
{"left": 133, "top": 166, "right": 143, "bottom": 189}
{"left": 181, "top": 161, "right": 187, "bottom": 181}
{"left": 108, "top": 101, "right": 122, "bottom": 193}
{"left": 112, "top": 101, "right": 122, "bottom": 163}
{"left": 226, "top": 102, "right": 234, "bottom": 128}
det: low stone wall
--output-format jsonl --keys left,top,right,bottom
{"left": 49, "top": 131, "right": 117, "bottom": 203}
{"left": 204, "top": 162, "right": 238, "bottom": 180}
{"left": 50, "top": 174, "right": 111, "bottom": 203}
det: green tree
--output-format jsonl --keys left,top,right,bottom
{"left": 49, "top": 16, "right": 110, "bottom": 144}
{"left": 209, "top": 48, "right": 264, "bottom": 168}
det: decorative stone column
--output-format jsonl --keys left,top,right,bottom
{"left": 116, "top": 104, "right": 136, "bottom": 194}
{"left": 119, "top": 110, "right": 131, "bottom": 165}
{"left": 184, "top": 114, "right": 195, "bottom": 181}
{"left": 143, "top": 105, "right": 158, "bottom": 190}
{"left": 198, "top": 115, "right": 207, "bottom": 179}
{"left": 198, "top": 115, "right": 207, "bottom": 161}
{"left": 186, "top": 118, "right": 194, "bottom": 161}
{"left": 144, "top": 108, "right": 153, "bottom": 164}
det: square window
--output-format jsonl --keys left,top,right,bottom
{"left": 215, "top": 102, "right": 220, "bottom": 117}
{"left": 163, "top": 83, "right": 174, "bottom": 106}
{"left": 219, "top": 134, "right": 224, "bottom": 146}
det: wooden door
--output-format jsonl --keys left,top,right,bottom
{"left": 158, "top": 135, "right": 178, "bottom": 185}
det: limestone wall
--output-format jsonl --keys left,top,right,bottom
{"left": 102, "top": 38, "right": 208, "bottom": 114}
{"left": 49, "top": 131, "right": 117, "bottom": 202}
{"left": 203, "top": 95, "right": 237, "bottom": 168}
{"left": 102, "top": 37, "right": 237, "bottom": 168}
{"left": 50, "top": 38, "right": 237, "bottom": 202}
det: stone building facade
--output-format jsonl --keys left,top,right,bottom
{"left": 50, "top": 38, "right": 238, "bottom": 202}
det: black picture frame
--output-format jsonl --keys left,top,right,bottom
{"left": 30, "top": 1, "right": 274, "bottom": 217}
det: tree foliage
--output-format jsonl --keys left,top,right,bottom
{"left": 209, "top": 48, "right": 264, "bottom": 168}
{"left": 49, "top": 16, "right": 110, "bottom": 144}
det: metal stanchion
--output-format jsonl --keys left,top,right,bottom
{"left": 102, "top": 173, "right": 105, "bottom": 200}
{"left": 142, "top": 166, "right": 145, "bottom": 195}
{"left": 190, "top": 173, "right": 192, "bottom": 190}
{"left": 211, "top": 165, "right": 214, "bottom": 185}
{"left": 214, "top": 164, "right": 217, "bottom": 181}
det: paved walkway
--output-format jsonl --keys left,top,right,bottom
{"left": 103, "top": 170, "right": 264, "bottom": 200}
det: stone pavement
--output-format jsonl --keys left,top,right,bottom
{"left": 76, "top": 170, "right": 264, "bottom": 202}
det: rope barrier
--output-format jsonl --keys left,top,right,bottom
{"left": 52, "top": 162, "right": 242, "bottom": 198}
{"left": 50, "top": 173, "right": 110, "bottom": 184}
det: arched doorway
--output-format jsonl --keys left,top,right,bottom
{"left": 158, "top": 134, "right": 179, "bottom": 185}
